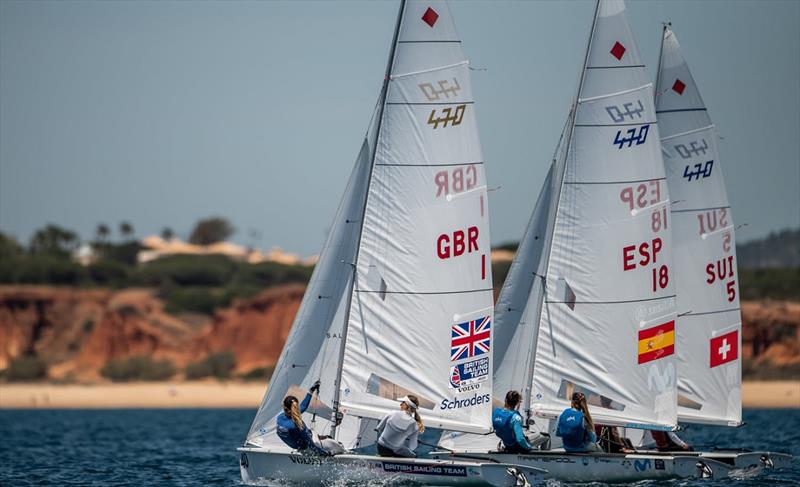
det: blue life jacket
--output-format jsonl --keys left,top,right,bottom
{"left": 556, "top": 408, "right": 586, "bottom": 449}
{"left": 492, "top": 408, "right": 531, "bottom": 450}
{"left": 276, "top": 413, "right": 314, "bottom": 450}
{"left": 276, "top": 392, "right": 320, "bottom": 452}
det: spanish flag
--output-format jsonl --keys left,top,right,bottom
{"left": 638, "top": 321, "right": 675, "bottom": 364}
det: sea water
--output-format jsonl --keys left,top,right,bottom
{"left": 1, "top": 408, "right": 798, "bottom": 486}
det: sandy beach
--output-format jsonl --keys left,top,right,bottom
{"left": 1, "top": 380, "right": 798, "bottom": 409}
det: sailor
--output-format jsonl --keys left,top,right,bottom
{"left": 493, "top": 390, "right": 538, "bottom": 453}
{"left": 556, "top": 392, "right": 600, "bottom": 453}
{"left": 594, "top": 397, "right": 634, "bottom": 453}
{"left": 640, "top": 430, "right": 693, "bottom": 452}
{"left": 375, "top": 395, "right": 424, "bottom": 457}
{"left": 276, "top": 380, "right": 345, "bottom": 455}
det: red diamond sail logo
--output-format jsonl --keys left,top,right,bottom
{"left": 672, "top": 79, "right": 686, "bottom": 95}
{"left": 422, "top": 7, "right": 439, "bottom": 27}
{"left": 610, "top": 41, "right": 626, "bottom": 61}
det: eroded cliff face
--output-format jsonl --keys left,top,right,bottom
{"left": 0, "top": 284, "right": 797, "bottom": 381}
{"left": 740, "top": 300, "right": 800, "bottom": 366}
{"left": 190, "top": 285, "right": 303, "bottom": 373}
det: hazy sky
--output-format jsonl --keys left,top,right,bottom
{"left": 1, "top": 0, "right": 798, "bottom": 256}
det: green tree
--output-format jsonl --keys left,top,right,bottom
{"left": 6, "top": 356, "right": 48, "bottom": 382}
{"left": 119, "top": 221, "right": 135, "bottom": 241}
{"left": 161, "top": 227, "right": 175, "bottom": 241}
{"left": 0, "top": 232, "right": 23, "bottom": 260}
{"left": 28, "top": 224, "right": 79, "bottom": 258}
{"left": 95, "top": 223, "right": 111, "bottom": 242}
{"left": 189, "top": 217, "right": 234, "bottom": 245}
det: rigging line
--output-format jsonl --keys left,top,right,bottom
{"left": 546, "top": 295, "right": 677, "bottom": 305}
{"left": 563, "top": 177, "right": 667, "bottom": 185}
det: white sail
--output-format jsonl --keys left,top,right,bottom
{"left": 656, "top": 25, "right": 742, "bottom": 426}
{"left": 338, "top": 0, "right": 495, "bottom": 434}
{"left": 493, "top": 114, "right": 573, "bottom": 412}
{"left": 514, "top": 0, "right": 678, "bottom": 430}
{"left": 245, "top": 112, "right": 378, "bottom": 449}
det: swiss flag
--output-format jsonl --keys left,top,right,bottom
{"left": 710, "top": 330, "right": 738, "bottom": 368}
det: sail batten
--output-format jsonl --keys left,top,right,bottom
{"left": 656, "top": 25, "right": 742, "bottom": 426}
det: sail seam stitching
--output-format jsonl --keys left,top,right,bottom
{"left": 672, "top": 205, "right": 730, "bottom": 213}
{"left": 355, "top": 289, "right": 492, "bottom": 295}
{"left": 376, "top": 161, "right": 483, "bottom": 167}
{"left": 575, "top": 121, "right": 657, "bottom": 127}
{"left": 563, "top": 177, "right": 666, "bottom": 185}
{"left": 546, "top": 294, "right": 676, "bottom": 305}
{"left": 682, "top": 308, "right": 741, "bottom": 317}
{"left": 660, "top": 123, "right": 715, "bottom": 141}
{"left": 586, "top": 64, "right": 646, "bottom": 69}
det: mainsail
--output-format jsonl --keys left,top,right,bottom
{"left": 497, "top": 0, "right": 678, "bottom": 431}
{"left": 339, "top": 0, "right": 494, "bottom": 434}
{"left": 655, "top": 25, "right": 742, "bottom": 426}
{"left": 246, "top": 0, "right": 494, "bottom": 449}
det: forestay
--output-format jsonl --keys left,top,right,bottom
{"left": 339, "top": 0, "right": 495, "bottom": 434}
{"left": 526, "top": 0, "right": 678, "bottom": 430}
{"left": 656, "top": 25, "right": 742, "bottom": 426}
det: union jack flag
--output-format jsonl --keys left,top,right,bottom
{"left": 451, "top": 316, "right": 491, "bottom": 362}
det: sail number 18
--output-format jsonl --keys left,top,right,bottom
{"left": 622, "top": 237, "right": 669, "bottom": 293}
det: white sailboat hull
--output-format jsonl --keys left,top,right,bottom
{"left": 652, "top": 450, "right": 793, "bottom": 477}
{"left": 238, "top": 448, "right": 548, "bottom": 486}
{"left": 429, "top": 451, "right": 733, "bottom": 482}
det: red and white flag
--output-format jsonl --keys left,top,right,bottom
{"left": 710, "top": 330, "right": 738, "bottom": 368}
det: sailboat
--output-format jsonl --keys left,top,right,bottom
{"left": 238, "top": 1, "right": 546, "bottom": 485}
{"left": 432, "top": 0, "right": 732, "bottom": 481}
{"left": 648, "top": 23, "right": 792, "bottom": 473}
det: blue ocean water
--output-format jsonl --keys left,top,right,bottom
{"left": 1, "top": 408, "right": 798, "bottom": 486}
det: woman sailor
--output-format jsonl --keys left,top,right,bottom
{"left": 556, "top": 392, "right": 600, "bottom": 452}
{"left": 276, "top": 380, "right": 344, "bottom": 455}
{"left": 375, "top": 395, "right": 424, "bottom": 457}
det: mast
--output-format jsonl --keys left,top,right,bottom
{"left": 330, "top": 0, "right": 406, "bottom": 438}
{"left": 654, "top": 23, "right": 669, "bottom": 100}
{"left": 522, "top": 0, "right": 600, "bottom": 424}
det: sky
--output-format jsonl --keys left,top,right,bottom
{"left": 1, "top": 0, "right": 798, "bottom": 257}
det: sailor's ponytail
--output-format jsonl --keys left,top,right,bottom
{"left": 407, "top": 395, "right": 425, "bottom": 433}
{"left": 283, "top": 395, "right": 305, "bottom": 430}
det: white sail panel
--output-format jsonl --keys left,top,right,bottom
{"left": 493, "top": 166, "right": 558, "bottom": 406}
{"left": 339, "top": 0, "right": 495, "bottom": 434}
{"left": 246, "top": 129, "right": 376, "bottom": 449}
{"left": 530, "top": 0, "right": 677, "bottom": 430}
{"left": 656, "top": 26, "right": 742, "bottom": 426}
